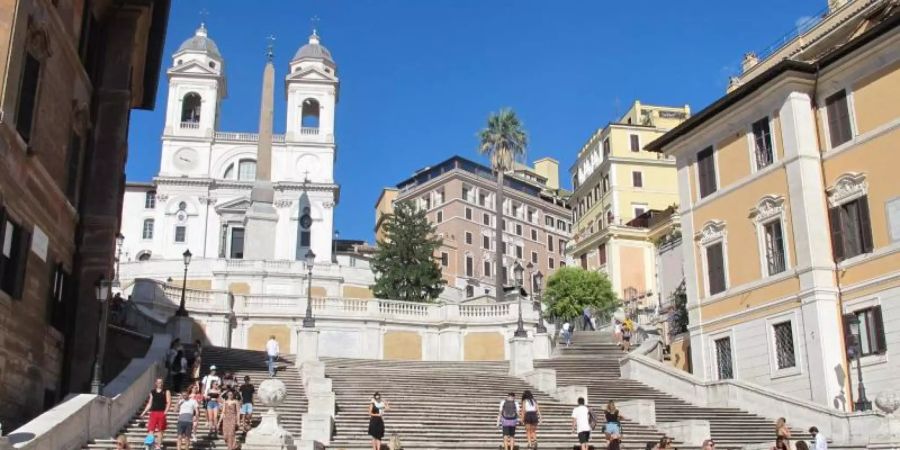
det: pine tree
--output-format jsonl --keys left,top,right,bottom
{"left": 372, "top": 201, "right": 446, "bottom": 302}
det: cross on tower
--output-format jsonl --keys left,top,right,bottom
{"left": 310, "top": 15, "right": 320, "bottom": 34}
{"left": 265, "top": 34, "right": 276, "bottom": 61}
{"left": 198, "top": 8, "right": 209, "bottom": 25}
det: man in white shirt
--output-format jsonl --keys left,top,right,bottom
{"left": 809, "top": 426, "right": 828, "bottom": 450}
{"left": 175, "top": 391, "right": 199, "bottom": 450}
{"left": 571, "top": 397, "right": 592, "bottom": 450}
{"left": 201, "top": 365, "right": 220, "bottom": 396}
{"left": 561, "top": 322, "right": 572, "bottom": 347}
{"left": 266, "top": 335, "right": 280, "bottom": 377}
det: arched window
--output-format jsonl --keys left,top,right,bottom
{"left": 137, "top": 251, "right": 152, "bottom": 261}
{"left": 238, "top": 159, "right": 257, "bottom": 181}
{"left": 181, "top": 92, "right": 201, "bottom": 125}
{"left": 301, "top": 98, "right": 320, "bottom": 129}
{"left": 223, "top": 164, "right": 234, "bottom": 179}
{"left": 142, "top": 219, "right": 154, "bottom": 239}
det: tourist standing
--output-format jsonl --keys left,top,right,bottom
{"left": 190, "top": 340, "right": 203, "bottom": 382}
{"left": 140, "top": 378, "right": 171, "bottom": 450}
{"left": 561, "top": 321, "right": 572, "bottom": 347}
{"left": 368, "top": 392, "right": 389, "bottom": 450}
{"left": 239, "top": 375, "right": 255, "bottom": 432}
{"left": 809, "top": 427, "right": 827, "bottom": 450}
{"left": 603, "top": 400, "right": 623, "bottom": 442}
{"left": 202, "top": 365, "right": 221, "bottom": 396}
{"left": 570, "top": 397, "right": 592, "bottom": 450}
{"left": 171, "top": 349, "right": 187, "bottom": 393}
{"left": 176, "top": 391, "right": 199, "bottom": 450}
{"left": 621, "top": 322, "right": 633, "bottom": 352}
{"left": 613, "top": 319, "right": 623, "bottom": 345}
{"left": 498, "top": 392, "right": 520, "bottom": 450}
{"left": 266, "top": 335, "right": 280, "bottom": 377}
{"left": 775, "top": 417, "right": 792, "bottom": 448}
{"left": 218, "top": 390, "right": 240, "bottom": 450}
{"left": 582, "top": 306, "right": 595, "bottom": 331}
{"left": 189, "top": 383, "right": 204, "bottom": 443}
{"left": 206, "top": 381, "right": 222, "bottom": 436}
{"left": 520, "top": 390, "right": 541, "bottom": 449}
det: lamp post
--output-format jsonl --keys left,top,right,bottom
{"left": 513, "top": 261, "right": 527, "bottom": 338}
{"left": 303, "top": 249, "right": 316, "bottom": 328}
{"left": 333, "top": 229, "right": 339, "bottom": 263}
{"left": 534, "top": 270, "right": 546, "bottom": 333}
{"left": 113, "top": 233, "right": 124, "bottom": 288}
{"left": 91, "top": 276, "right": 111, "bottom": 394}
{"left": 845, "top": 314, "right": 872, "bottom": 411}
{"left": 175, "top": 249, "right": 192, "bottom": 317}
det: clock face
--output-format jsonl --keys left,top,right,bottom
{"left": 300, "top": 214, "right": 312, "bottom": 229}
{"left": 173, "top": 148, "right": 199, "bottom": 172}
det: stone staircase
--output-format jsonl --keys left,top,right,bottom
{"left": 323, "top": 358, "right": 672, "bottom": 449}
{"left": 536, "top": 331, "right": 813, "bottom": 448}
{"left": 82, "top": 346, "right": 307, "bottom": 449}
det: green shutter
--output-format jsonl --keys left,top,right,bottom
{"left": 857, "top": 197, "right": 874, "bottom": 254}
{"left": 829, "top": 207, "right": 845, "bottom": 262}
{"left": 872, "top": 306, "right": 887, "bottom": 354}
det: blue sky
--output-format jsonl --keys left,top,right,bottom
{"left": 127, "top": 0, "right": 825, "bottom": 242}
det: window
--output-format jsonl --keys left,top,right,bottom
{"left": 230, "top": 227, "right": 245, "bottom": 259}
{"left": 47, "top": 264, "right": 69, "bottom": 332}
{"left": 0, "top": 212, "right": 30, "bottom": 299}
{"left": 181, "top": 92, "right": 201, "bottom": 124}
{"left": 545, "top": 216, "right": 554, "bottom": 226}
{"left": 516, "top": 245, "right": 523, "bottom": 259}
{"left": 825, "top": 90, "right": 853, "bottom": 147}
{"left": 65, "top": 132, "right": 83, "bottom": 204}
{"left": 515, "top": 224, "right": 522, "bottom": 236}
{"left": 548, "top": 257, "right": 555, "bottom": 269}
{"left": 559, "top": 239, "right": 565, "bottom": 255}
{"left": 763, "top": 220, "right": 787, "bottom": 275}
{"left": 483, "top": 213, "right": 491, "bottom": 226}
{"left": 773, "top": 321, "right": 796, "bottom": 369}
{"left": 531, "top": 251, "right": 538, "bottom": 264}
{"left": 501, "top": 219, "right": 507, "bottom": 231}
{"left": 630, "top": 134, "right": 640, "bottom": 152}
{"left": 706, "top": 242, "right": 727, "bottom": 295}
{"left": 752, "top": 117, "right": 774, "bottom": 170}
{"left": 483, "top": 261, "right": 491, "bottom": 277}
{"left": 142, "top": 219, "right": 154, "bottom": 240}
{"left": 714, "top": 337, "right": 734, "bottom": 379}
{"left": 829, "top": 196, "right": 873, "bottom": 261}
{"left": 223, "top": 164, "right": 234, "bottom": 180}
{"left": 527, "top": 209, "right": 534, "bottom": 223}
{"left": 531, "top": 229, "right": 537, "bottom": 240}
{"left": 465, "top": 232, "right": 472, "bottom": 245}
{"left": 301, "top": 98, "right": 320, "bottom": 128}
{"left": 462, "top": 186, "right": 471, "bottom": 202}
{"left": 580, "top": 254, "right": 588, "bottom": 269}
{"left": 466, "top": 256, "right": 473, "bottom": 277}
{"left": 174, "top": 226, "right": 186, "bottom": 243}
{"left": 501, "top": 242, "right": 508, "bottom": 255}
{"left": 502, "top": 267, "right": 508, "bottom": 285}
{"left": 483, "top": 235, "right": 490, "bottom": 250}
{"left": 603, "top": 138, "right": 611, "bottom": 157}
{"left": 697, "top": 147, "right": 717, "bottom": 198}
{"left": 602, "top": 176, "right": 610, "bottom": 193}
{"left": 238, "top": 160, "right": 257, "bottom": 181}
{"left": 300, "top": 231, "right": 311, "bottom": 247}
{"left": 16, "top": 53, "right": 41, "bottom": 142}
{"left": 436, "top": 211, "right": 443, "bottom": 223}
{"left": 634, "top": 205, "right": 647, "bottom": 218}
{"left": 440, "top": 252, "right": 449, "bottom": 267}
{"left": 465, "top": 208, "right": 472, "bottom": 220}
{"left": 631, "top": 171, "right": 644, "bottom": 188}
{"left": 846, "top": 306, "right": 887, "bottom": 356}
{"left": 421, "top": 196, "right": 431, "bottom": 210}
{"left": 547, "top": 235, "right": 554, "bottom": 252}
{"left": 144, "top": 191, "right": 156, "bottom": 209}
{"left": 465, "top": 285, "right": 474, "bottom": 298}
{"left": 598, "top": 243, "right": 607, "bottom": 265}
{"left": 479, "top": 192, "right": 488, "bottom": 207}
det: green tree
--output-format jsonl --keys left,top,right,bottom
{"left": 371, "top": 201, "right": 446, "bottom": 302}
{"left": 669, "top": 279, "right": 689, "bottom": 338}
{"left": 478, "top": 108, "right": 528, "bottom": 302}
{"left": 543, "top": 267, "right": 618, "bottom": 321}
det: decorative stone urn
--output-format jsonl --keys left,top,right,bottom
{"left": 244, "top": 378, "right": 297, "bottom": 450}
{"left": 870, "top": 390, "right": 900, "bottom": 449}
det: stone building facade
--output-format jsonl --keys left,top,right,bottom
{"left": 0, "top": 0, "right": 169, "bottom": 429}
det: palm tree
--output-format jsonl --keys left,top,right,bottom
{"left": 478, "top": 108, "right": 528, "bottom": 302}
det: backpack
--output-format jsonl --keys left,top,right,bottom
{"left": 501, "top": 400, "right": 518, "bottom": 419}
{"left": 588, "top": 408, "right": 598, "bottom": 430}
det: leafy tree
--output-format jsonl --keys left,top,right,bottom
{"left": 669, "top": 279, "right": 689, "bottom": 338}
{"left": 371, "top": 201, "right": 446, "bottom": 302}
{"left": 478, "top": 108, "right": 528, "bottom": 302}
{"left": 543, "top": 267, "right": 618, "bottom": 321}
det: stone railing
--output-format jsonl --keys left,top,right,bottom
{"left": 180, "top": 121, "right": 200, "bottom": 129}
{"left": 300, "top": 127, "right": 320, "bottom": 135}
{"left": 214, "top": 131, "right": 286, "bottom": 143}
{"left": 7, "top": 334, "right": 171, "bottom": 450}
{"left": 459, "top": 303, "right": 510, "bottom": 318}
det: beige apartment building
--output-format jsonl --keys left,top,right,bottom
{"left": 648, "top": 0, "right": 900, "bottom": 410}
{"left": 376, "top": 156, "right": 572, "bottom": 298}
{"left": 568, "top": 101, "right": 689, "bottom": 313}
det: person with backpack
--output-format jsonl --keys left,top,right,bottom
{"left": 498, "top": 392, "right": 521, "bottom": 450}
{"left": 520, "top": 390, "right": 541, "bottom": 449}
{"left": 571, "top": 397, "right": 594, "bottom": 450}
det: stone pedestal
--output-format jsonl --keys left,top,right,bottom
{"left": 300, "top": 413, "right": 334, "bottom": 445}
{"left": 508, "top": 336, "right": 534, "bottom": 376}
{"left": 656, "top": 420, "right": 711, "bottom": 446}
{"left": 244, "top": 379, "right": 297, "bottom": 450}
{"left": 533, "top": 332, "right": 551, "bottom": 360}
{"left": 296, "top": 327, "right": 320, "bottom": 364}
{"left": 244, "top": 182, "right": 278, "bottom": 261}
{"left": 870, "top": 392, "right": 900, "bottom": 450}
{"left": 170, "top": 315, "right": 193, "bottom": 343}
{"left": 618, "top": 399, "right": 656, "bottom": 426}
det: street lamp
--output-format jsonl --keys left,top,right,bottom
{"left": 526, "top": 262, "right": 539, "bottom": 312}
{"left": 303, "top": 249, "right": 317, "bottom": 328}
{"left": 513, "top": 261, "right": 527, "bottom": 338}
{"left": 113, "top": 233, "right": 124, "bottom": 287}
{"left": 845, "top": 313, "right": 872, "bottom": 411}
{"left": 533, "top": 270, "right": 546, "bottom": 334}
{"left": 91, "top": 276, "right": 111, "bottom": 394}
{"left": 175, "top": 249, "right": 192, "bottom": 317}
{"left": 333, "top": 229, "right": 340, "bottom": 263}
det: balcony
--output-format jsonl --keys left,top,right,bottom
{"left": 180, "top": 121, "right": 200, "bottom": 129}
{"left": 300, "top": 127, "right": 320, "bottom": 136}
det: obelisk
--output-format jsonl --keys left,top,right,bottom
{"left": 244, "top": 42, "right": 279, "bottom": 260}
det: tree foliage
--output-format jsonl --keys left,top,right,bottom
{"left": 371, "top": 201, "right": 446, "bottom": 302}
{"left": 669, "top": 279, "right": 689, "bottom": 338}
{"left": 542, "top": 267, "right": 618, "bottom": 321}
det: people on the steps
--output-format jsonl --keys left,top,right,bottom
{"left": 498, "top": 391, "right": 520, "bottom": 450}
{"left": 583, "top": 306, "right": 595, "bottom": 331}
{"left": 620, "top": 321, "right": 633, "bottom": 352}
{"left": 368, "top": 391, "right": 389, "bottom": 450}
{"left": 773, "top": 436, "right": 790, "bottom": 450}
{"left": 603, "top": 400, "right": 623, "bottom": 444}
{"left": 239, "top": 375, "right": 255, "bottom": 432}
{"left": 202, "top": 365, "right": 221, "bottom": 396}
{"left": 775, "top": 417, "right": 792, "bottom": 449}
{"left": 176, "top": 390, "right": 199, "bottom": 450}
{"left": 570, "top": 396, "right": 593, "bottom": 450}
{"left": 266, "top": 335, "right": 280, "bottom": 377}
{"left": 809, "top": 426, "right": 827, "bottom": 450}
{"left": 701, "top": 439, "right": 716, "bottom": 450}
{"left": 613, "top": 319, "right": 623, "bottom": 346}
{"left": 190, "top": 340, "right": 203, "bottom": 383}
{"left": 561, "top": 321, "right": 572, "bottom": 346}
{"left": 520, "top": 390, "right": 541, "bottom": 449}
{"left": 115, "top": 433, "right": 131, "bottom": 450}
{"left": 140, "top": 377, "right": 171, "bottom": 450}
{"left": 653, "top": 435, "right": 676, "bottom": 450}
{"left": 796, "top": 441, "right": 810, "bottom": 450}
{"left": 189, "top": 382, "right": 204, "bottom": 443}
{"left": 171, "top": 348, "right": 187, "bottom": 393}
{"left": 206, "top": 380, "right": 222, "bottom": 436}
{"left": 218, "top": 389, "right": 240, "bottom": 450}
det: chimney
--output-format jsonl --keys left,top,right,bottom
{"left": 533, "top": 158, "right": 560, "bottom": 190}
{"left": 742, "top": 52, "right": 759, "bottom": 73}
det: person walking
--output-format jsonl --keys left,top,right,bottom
{"left": 218, "top": 390, "right": 240, "bottom": 450}
{"left": 561, "top": 321, "right": 572, "bottom": 347}
{"left": 570, "top": 397, "right": 592, "bottom": 450}
{"left": 775, "top": 417, "right": 792, "bottom": 448}
{"left": 582, "top": 306, "right": 595, "bottom": 331}
{"left": 239, "top": 375, "right": 255, "bottom": 432}
{"left": 520, "top": 390, "right": 541, "bottom": 449}
{"left": 498, "top": 392, "right": 520, "bottom": 450}
{"left": 621, "top": 322, "right": 633, "bottom": 352}
{"left": 809, "top": 427, "right": 827, "bottom": 450}
{"left": 368, "top": 392, "right": 389, "bottom": 450}
{"left": 189, "top": 383, "right": 204, "bottom": 443}
{"left": 266, "top": 335, "right": 280, "bottom": 377}
{"left": 202, "top": 365, "right": 221, "bottom": 396}
{"left": 171, "top": 349, "right": 187, "bottom": 393}
{"left": 175, "top": 390, "right": 199, "bottom": 450}
{"left": 190, "top": 340, "right": 203, "bottom": 383}
{"left": 613, "top": 319, "right": 623, "bottom": 345}
{"left": 206, "top": 381, "right": 222, "bottom": 437}
{"left": 603, "top": 400, "right": 623, "bottom": 442}
{"left": 140, "top": 378, "right": 171, "bottom": 450}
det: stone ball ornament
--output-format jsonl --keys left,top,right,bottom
{"left": 257, "top": 378, "right": 288, "bottom": 409}
{"left": 876, "top": 390, "right": 900, "bottom": 416}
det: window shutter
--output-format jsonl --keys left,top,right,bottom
{"left": 841, "top": 313, "right": 854, "bottom": 358}
{"left": 857, "top": 197, "right": 874, "bottom": 254}
{"left": 13, "top": 227, "right": 31, "bottom": 299}
{"left": 873, "top": 305, "right": 887, "bottom": 354}
{"left": 707, "top": 243, "right": 725, "bottom": 294}
{"left": 836, "top": 93, "right": 852, "bottom": 144}
{"left": 828, "top": 207, "right": 845, "bottom": 262}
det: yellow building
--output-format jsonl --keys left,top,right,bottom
{"left": 569, "top": 101, "right": 689, "bottom": 311}
{"left": 648, "top": 0, "right": 900, "bottom": 410}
